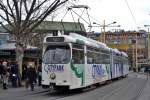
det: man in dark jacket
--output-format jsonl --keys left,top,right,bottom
{"left": 27, "top": 64, "right": 37, "bottom": 91}
{"left": 10, "top": 61, "right": 19, "bottom": 87}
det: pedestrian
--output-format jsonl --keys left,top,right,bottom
{"left": 0, "top": 62, "right": 3, "bottom": 83}
{"left": 37, "top": 64, "right": 42, "bottom": 86}
{"left": 10, "top": 61, "right": 19, "bottom": 87}
{"left": 22, "top": 64, "right": 27, "bottom": 81}
{"left": 26, "top": 63, "right": 37, "bottom": 91}
{"left": 25, "top": 65, "right": 29, "bottom": 89}
{"left": 1, "top": 61, "right": 9, "bottom": 90}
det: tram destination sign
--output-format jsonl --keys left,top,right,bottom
{"left": 46, "top": 37, "right": 64, "bottom": 42}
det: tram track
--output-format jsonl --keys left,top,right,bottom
{"left": 98, "top": 77, "right": 147, "bottom": 100}
{"left": 51, "top": 75, "right": 148, "bottom": 100}
{"left": 36, "top": 77, "right": 133, "bottom": 100}
{"left": 98, "top": 77, "right": 138, "bottom": 100}
{"left": 53, "top": 77, "right": 136, "bottom": 100}
{"left": 129, "top": 79, "right": 148, "bottom": 100}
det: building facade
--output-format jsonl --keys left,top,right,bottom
{"left": 0, "top": 33, "right": 41, "bottom": 65}
{"left": 147, "top": 33, "right": 150, "bottom": 65}
{"left": 99, "top": 30, "right": 147, "bottom": 71}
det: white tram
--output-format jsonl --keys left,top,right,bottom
{"left": 42, "top": 33, "right": 129, "bottom": 90}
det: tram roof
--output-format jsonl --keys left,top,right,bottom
{"left": 44, "top": 33, "right": 110, "bottom": 50}
{"left": 44, "top": 33, "right": 128, "bottom": 57}
{"left": 110, "top": 48, "right": 128, "bottom": 57}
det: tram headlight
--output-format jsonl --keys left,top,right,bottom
{"left": 50, "top": 73, "right": 56, "bottom": 80}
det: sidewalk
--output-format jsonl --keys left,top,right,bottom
{"left": 137, "top": 77, "right": 150, "bottom": 100}
{"left": 0, "top": 82, "right": 49, "bottom": 97}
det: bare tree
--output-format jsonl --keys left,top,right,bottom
{"left": 0, "top": 0, "right": 70, "bottom": 75}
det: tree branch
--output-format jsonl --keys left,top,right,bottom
{"left": 13, "top": 0, "right": 20, "bottom": 21}
{"left": 22, "top": 0, "right": 47, "bottom": 30}
{"left": 28, "top": 0, "right": 66, "bottom": 32}
{"left": 0, "top": 2, "right": 15, "bottom": 29}
{"left": 19, "top": 0, "right": 23, "bottom": 22}
{"left": 0, "top": 22, "right": 12, "bottom": 33}
{"left": 23, "top": 0, "right": 61, "bottom": 34}
{"left": 24, "top": 0, "right": 29, "bottom": 13}
{"left": 7, "top": 0, "right": 16, "bottom": 21}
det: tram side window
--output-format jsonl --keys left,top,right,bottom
{"left": 113, "top": 55, "right": 121, "bottom": 63}
{"left": 113, "top": 55, "right": 118, "bottom": 63}
{"left": 102, "top": 53, "right": 110, "bottom": 64}
{"left": 124, "top": 57, "right": 129, "bottom": 65}
{"left": 87, "top": 51, "right": 110, "bottom": 64}
{"left": 87, "top": 51, "right": 96, "bottom": 64}
{"left": 87, "top": 51, "right": 107, "bottom": 64}
{"left": 72, "top": 49, "right": 84, "bottom": 64}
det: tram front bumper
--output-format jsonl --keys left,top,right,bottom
{"left": 50, "top": 80, "right": 71, "bottom": 86}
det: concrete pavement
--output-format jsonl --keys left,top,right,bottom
{"left": 0, "top": 82, "right": 49, "bottom": 97}
{"left": 137, "top": 76, "right": 150, "bottom": 100}
{"left": 0, "top": 73, "right": 150, "bottom": 100}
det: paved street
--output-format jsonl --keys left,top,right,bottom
{"left": 0, "top": 72, "right": 149, "bottom": 100}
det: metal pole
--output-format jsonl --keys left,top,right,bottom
{"left": 103, "top": 20, "right": 106, "bottom": 43}
{"left": 100, "top": 28, "right": 103, "bottom": 42}
{"left": 135, "top": 34, "right": 138, "bottom": 72}
{"left": 148, "top": 28, "right": 150, "bottom": 65}
{"left": 132, "top": 44, "right": 135, "bottom": 71}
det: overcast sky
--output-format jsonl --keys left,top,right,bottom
{"left": 78, "top": 0, "right": 150, "bottom": 32}
{"left": 59, "top": 0, "right": 150, "bottom": 32}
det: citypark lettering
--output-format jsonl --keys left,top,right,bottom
{"left": 92, "top": 64, "right": 105, "bottom": 79}
{"left": 44, "top": 64, "right": 64, "bottom": 73}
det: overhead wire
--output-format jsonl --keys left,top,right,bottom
{"left": 124, "top": 0, "right": 138, "bottom": 29}
{"left": 66, "top": 0, "right": 104, "bottom": 32}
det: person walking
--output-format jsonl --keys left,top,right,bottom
{"left": 25, "top": 65, "right": 29, "bottom": 89}
{"left": 0, "top": 62, "right": 3, "bottom": 83}
{"left": 1, "top": 61, "right": 9, "bottom": 90}
{"left": 22, "top": 64, "right": 27, "bottom": 81}
{"left": 27, "top": 63, "right": 37, "bottom": 91}
{"left": 10, "top": 61, "right": 19, "bottom": 87}
{"left": 37, "top": 64, "right": 42, "bottom": 86}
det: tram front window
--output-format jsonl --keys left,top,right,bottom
{"left": 43, "top": 45, "right": 71, "bottom": 64}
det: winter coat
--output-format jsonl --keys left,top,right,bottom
{"left": 27, "top": 67, "right": 37, "bottom": 82}
{"left": 10, "top": 64, "right": 19, "bottom": 74}
{"left": 1, "top": 65, "right": 7, "bottom": 75}
{"left": 0, "top": 64, "right": 3, "bottom": 75}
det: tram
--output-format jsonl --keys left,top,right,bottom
{"left": 42, "top": 33, "right": 129, "bottom": 90}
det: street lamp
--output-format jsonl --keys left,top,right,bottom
{"left": 93, "top": 20, "right": 120, "bottom": 43}
{"left": 93, "top": 21, "right": 116, "bottom": 26}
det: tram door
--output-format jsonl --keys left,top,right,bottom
{"left": 71, "top": 44, "right": 85, "bottom": 88}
